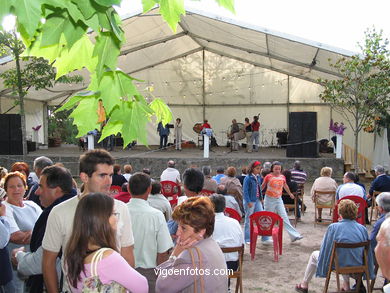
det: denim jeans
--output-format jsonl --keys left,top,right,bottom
{"left": 264, "top": 195, "right": 301, "bottom": 240}
{"left": 243, "top": 199, "right": 269, "bottom": 242}
{"left": 251, "top": 131, "right": 259, "bottom": 151}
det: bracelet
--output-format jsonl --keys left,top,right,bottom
{"left": 169, "top": 255, "right": 177, "bottom": 261}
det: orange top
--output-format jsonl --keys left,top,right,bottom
{"left": 263, "top": 174, "right": 286, "bottom": 198}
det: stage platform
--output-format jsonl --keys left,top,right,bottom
{"left": 0, "top": 144, "right": 344, "bottom": 181}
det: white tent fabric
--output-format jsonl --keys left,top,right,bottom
{"left": 373, "top": 129, "right": 390, "bottom": 171}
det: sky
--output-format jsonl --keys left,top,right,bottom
{"left": 118, "top": 0, "right": 390, "bottom": 53}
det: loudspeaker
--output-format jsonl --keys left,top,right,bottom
{"left": 0, "top": 114, "right": 23, "bottom": 155}
{"left": 286, "top": 112, "right": 318, "bottom": 158}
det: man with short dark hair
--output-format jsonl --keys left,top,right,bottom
{"left": 27, "top": 156, "right": 54, "bottom": 206}
{"left": 177, "top": 168, "right": 204, "bottom": 205}
{"left": 12, "top": 165, "right": 75, "bottom": 293}
{"left": 210, "top": 194, "right": 244, "bottom": 291}
{"left": 42, "top": 149, "right": 135, "bottom": 293}
{"left": 160, "top": 160, "right": 181, "bottom": 184}
{"left": 202, "top": 166, "right": 217, "bottom": 192}
{"left": 127, "top": 173, "right": 173, "bottom": 292}
{"left": 336, "top": 172, "right": 366, "bottom": 200}
{"left": 290, "top": 161, "right": 307, "bottom": 185}
{"left": 147, "top": 181, "right": 172, "bottom": 221}
{"left": 369, "top": 165, "right": 390, "bottom": 197}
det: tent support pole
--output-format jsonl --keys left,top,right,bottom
{"left": 202, "top": 49, "right": 206, "bottom": 120}
{"left": 287, "top": 76, "right": 290, "bottom": 129}
{"left": 43, "top": 102, "right": 49, "bottom": 146}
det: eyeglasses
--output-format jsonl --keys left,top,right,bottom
{"left": 112, "top": 212, "right": 120, "bottom": 220}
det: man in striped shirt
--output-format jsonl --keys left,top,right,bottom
{"left": 290, "top": 161, "right": 307, "bottom": 185}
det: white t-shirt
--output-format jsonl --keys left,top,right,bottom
{"left": 160, "top": 168, "right": 181, "bottom": 183}
{"left": 336, "top": 183, "right": 366, "bottom": 200}
{"left": 42, "top": 195, "right": 134, "bottom": 254}
{"left": 3, "top": 200, "right": 42, "bottom": 233}
{"left": 212, "top": 213, "right": 244, "bottom": 261}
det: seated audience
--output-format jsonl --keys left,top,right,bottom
{"left": 127, "top": 173, "right": 173, "bottom": 292}
{"left": 221, "top": 166, "right": 243, "bottom": 200}
{"left": 0, "top": 202, "right": 13, "bottom": 292}
{"left": 123, "top": 164, "right": 133, "bottom": 181}
{"left": 336, "top": 172, "right": 366, "bottom": 200}
{"left": 156, "top": 197, "right": 228, "bottom": 292}
{"left": 212, "top": 167, "right": 226, "bottom": 184}
{"left": 295, "top": 199, "right": 374, "bottom": 293}
{"left": 160, "top": 160, "right": 181, "bottom": 184}
{"left": 217, "top": 185, "right": 242, "bottom": 217}
{"left": 3, "top": 171, "right": 42, "bottom": 292}
{"left": 147, "top": 181, "right": 172, "bottom": 221}
{"left": 177, "top": 168, "right": 204, "bottom": 206}
{"left": 236, "top": 166, "right": 248, "bottom": 186}
{"left": 111, "top": 164, "right": 127, "bottom": 187}
{"left": 210, "top": 194, "right": 244, "bottom": 291}
{"left": 65, "top": 193, "right": 148, "bottom": 292}
{"left": 310, "top": 167, "right": 338, "bottom": 221}
{"left": 369, "top": 165, "right": 390, "bottom": 196}
{"left": 114, "top": 183, "right": 132, "bottom": 203}
{"left": 290, "top": 161, "right": 308, "bottom": 186}
{"left": 202, "top": 166, "right": 218, "bottom": 193}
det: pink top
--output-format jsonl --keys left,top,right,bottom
{"left": 71, "top": 251, "right": 148, "bottom": 293}
{"left": 263, "top": 174, "right": 286, "bottom": 198}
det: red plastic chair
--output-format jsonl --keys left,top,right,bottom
{"left": 109, "top": 185, "right": 122, "bottom": 196}
{"left": 224, "top": 207, "right": 242, "bottom": 222}
{"left": 250, "top": 211, "right": 283, "bottom": 262}
{"left": 160, "top": 181, "right": 180, "bottom": 199}
{"left": 332, "top": 196, "right": 367, "bottom": 226}
{"left": 199, "top": 189, "right": 215, "bottom": 196}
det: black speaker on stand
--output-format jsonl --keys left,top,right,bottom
{"left": 0, "top": 114, "right": 23, "bottom": 155}
{"left": 286, "top": 112, "right": 318, "bottom": 158}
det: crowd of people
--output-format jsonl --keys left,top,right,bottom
{"left": 0, "top": 152, "right": 390, "bottom": 293}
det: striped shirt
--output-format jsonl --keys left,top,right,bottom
{"left": 290, "top": 169, "right": 307, "bottom": 185}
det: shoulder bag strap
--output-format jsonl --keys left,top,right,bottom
{"left": 187, "top": 248, "right": 197, "bottom": 293}
{"left": 90, "top": 248, "right": 111, "bottom": 277}
{"left": 193, "top": 247, "right": 204, "bottom": 293}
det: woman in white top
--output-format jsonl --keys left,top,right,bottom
{"left": 3, "top": 171, "right": 42, "bottom": 292}
{"left": 174, "top": 118, "right": 183, "bottom": 151}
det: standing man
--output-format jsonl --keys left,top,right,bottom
{"left": 157, "top": 122, "right": 170, "bottom": 150}
{"left": 127, "top": 173, "right": 173, "bottom": 292}
{"left": 12, "top": 166, "right": 76, "bottom": 293}
{"left": 174, "top": 118, "right": 182, "bottom": 151}
{"left": 160, "top": 160, "right": 181, "bottom": 184}
{"left": 27, "top": 156, "right": 54, "bottom": 206}
{"left": 230, "top": 119, "right": 240, "bottom": 151}
{"left": 42, "top": 150, "right": 135, "bottom": 293}
{"left": 251, "top": 115, "right": 260, "bottom": 152}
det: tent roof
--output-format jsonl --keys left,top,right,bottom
{"left": 0, "top": 7, "right": 355, "bottom": 105}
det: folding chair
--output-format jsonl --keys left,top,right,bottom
{"left": 282, "top": 191, "right": 298, "bottom": 227}
{"left": 333, "top": 196, "right": 367, "bottom": 226}
{"left": 323, "top": 241, "right": 371, "bottom": 293}
{"left": 313, "top": 190, "right": 336, "bottom": 226}
{"left": 250, "top": 211, "right": 283, "bottom": 262}
{"left": 221, "top": 245, "right": 244, "bottom": 293}
{"left": 297, "top": 183, "right": 305, "bottom": 216}
{"left": 370, "top": 259, "right": 389, "bottom": 292}
{"left": 160, "top": 180, "right": 180, "bottom": 200}
{"left": 224, "top": 207, "right": 242, "bottom": 222}
{"left": 370, "top": 191, "right": 381, "bottom": 224}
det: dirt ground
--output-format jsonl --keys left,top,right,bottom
{"left": 238, "top": 184, "right": 384, "bottom": 293}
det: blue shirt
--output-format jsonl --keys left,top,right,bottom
{"left": 212, "top": 174, "right": 226, "bottom": 184}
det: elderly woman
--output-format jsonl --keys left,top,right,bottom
{"left": 11, "top": 162, "right": 35, "bottom": 199}
{"left": 3, "top": 171, "right": 42, "bottom": 292}
{"left": 156, "top": 197, "right": 228, "bottom": 293}
{"left": 310, "top": 167, "right": 338, "bottom": 221}
{"left": 220, "top": 166, "right": 243, "bottom": 200}
{"left": 295, "top": 199, "right": 375, "bottom": 293}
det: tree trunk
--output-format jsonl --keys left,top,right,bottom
{"left": 354, "top": 118, "right": 359, "bottom": 172}
{"left": 14, "top": 49, "right": 27, "bottom": 156}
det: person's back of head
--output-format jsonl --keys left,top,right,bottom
{"left": 216, "top": 167, "right": 225, "bottom": 174}
{"left": 167, "top": 160, "right": 175, "bottom": 168}
{"left": 226, "top": 166, "right": 236, "bottom": 177}
{"left": 41, "top": 165, "right": 73, "bottom": 195}
{"left": 34, "top": 156, "right": 54, "bottom": 176}
{"left": 11, "top": 162, "right": 30, "bottom": 177}
{"left": 121, "top": 182, "right": 128, "bottom": 192}
{"left": 338, "top": 199, "right": 358, "bottom": 220}
{"left": 217, "top": 184, "right": 227, "bottom": 195}
{"left": 128, "top": 172, "right": 151, "bottom": 197}
{"left": 142, "top": 168, "right": 151, "bottom": 175}
{"left": 113, "top": 164, "right": 121, "bottom": 175}
{"left": 241, "top": 166, "right": 248, "bottom": 175}
{"left": 293, "top": 160, "right": 301, "bottom": 171}
{"left": 375, "top": 165, "right": 385, "bottom": 175}
{"left": 377, "top": 192, "right": 390, "bottom": 213}
{"left": 151, "top": 181, "right": 162, "bottom": 195}
{"left": 183, "top": 168, "right": 204, "bottom": 194}
{"left": 320, "top": 166, "right": 333, "bottom": 177}
{"left": 202, "top": 166, "right": 211, "bottom": 177}
{"left": 79, "top": 149, "right": 114, "bottom": 177}
{"left": 210, "top": 194, "right": 226, "bottom": 213}
{"left": 344, "top": 172, "right": 356, "bottom": 183}
{"left": 124, "top": 164, "right": 132, "bottom": 174}
{"left": 263, "top": 161, "right": 272, "bottom": 171}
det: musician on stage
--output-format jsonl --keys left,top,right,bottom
{"left": 230, "top": 119, "right": 240, "bottom": 151}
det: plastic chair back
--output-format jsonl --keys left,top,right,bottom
{"left": 160, "top": 181, "right": 180, "bottom": 199}
{"left": 332, "top": 196, "right": 367, "bottom": 226}
{"left": 199, "top": 189, "right": 214, "bottom": 196}
{"left": 224, "top": 207, "right": 242, "bottom": 222}
{"left": 109, "top": 185, "right": 121, "bottom": 196}
{"left": 169, "top": 198, "right": 178, "bottom": 209}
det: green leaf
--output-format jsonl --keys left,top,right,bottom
{"left": 106, "top": 8, "right": 124, "bottom": 42}
{"left": 142, "top": 0, "right": 157, "bottom": 12}
{"left": 84, "top": 13, "right": 99, "bottom": 31}
{"left": 0, "top": 0, "right": 11, "bottom": 30}
{"left": 159, "top": 0, "right": 185, "bottom": 32}
{"left": 149, "top": 98, "right": 172, "bottom": 125}
{"left": 13, "top": 0, "right": 42, "bottom": 38}
{"left": 24, "top": 33, "right": 66, "bottom": 64}
{"left": 41, "top": 15, "right": 67, "bottom": 47}
{"left": 54, "top": 35, "right": 97, "bottom": 78}
{"left": 92, "top": 32, "right": 120, "bottom": 79}
{"left": 72, "top": 0, "right": 95, "bottom": 20}
{"left": 56, "top": 93, "right": 86, "bottom": 112}
{"left": 69, "top": 96, "right": 100, "bottom": 136}
{"left": 215, "top": 0, "right": 235, "bottom": 13}
{"left": 65, "top": 1, "right": 86, "bottom": 23}
{"left": 63, "top": 17, "right": 86, "bottom": 48}
{"left": 94, "top": 0, "right": 121, "bottom": 7}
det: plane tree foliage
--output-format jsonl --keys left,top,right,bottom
{"left": 0, "top": 0, "right": 234, "bottom": 147}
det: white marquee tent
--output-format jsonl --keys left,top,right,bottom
{"left": 0, "top": 7, "right": 379, "bottom": 167}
